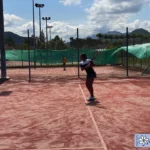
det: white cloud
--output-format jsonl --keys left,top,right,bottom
{"left": 85, "top": 0, "right": 150, "bottom": 32}
{"left": 4, "top": 13, "right": 22, "bottom": 27}
{"left": 47, "top": 21, "right": 84, "bottom": 41}
{"left": 5, "top": 21, "right": 39, "bottom": 37}
{"left": 17, "top": 22, "right": 36, "bottom": 36}
{"left": 4, "top": 0, "right": 150, "bottom": 42}
{"left": 59, "top": 0, "right": 82, "bottom": 6}
{"left": 127, "top": 19, "right": 150, "bottom": 32}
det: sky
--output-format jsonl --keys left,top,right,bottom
{"left": 3, "top": 0, "right": 150, "bottom": 41}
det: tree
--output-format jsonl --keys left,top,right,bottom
{"left": 118, "top": 34, "right": 124, "bottom": 45}
{"left": 54, "top": 35, "right": 60, "bottom": 41}
{"left": 24, "top": 37, "right": 33, "bottom": 46}
{"left": 86, "top": 37, "right": 93, "bottom": 48}
{"left": 120, "top": 34, "right": 125, "bottom": 41}
{"left": 113, "top": 35, "right": 119, "bottom": 42}
{"left": 96, "top": 33, "right": 103, "bottom": 40}
{"left": 40, "top": 30, "right": 45, "bottom": 44}
{"left": 55, "top": 39, "right": 66, "bottom": 50}
{"left": 143, "top": 35, "right": 149, "bottom": 43}
{"left": 107, "top": 35, "right": 113, "bottom": 43}
{"left": 20, "top": 43, "right": 28, "bottom": 49}
{"left": 5, "top": 36, "right": 15, "bottom": 47}
{"left": 48, "top": 35, "right": 67, "bottom": 50}
{"left": 130, "top": 33, "right": 137, "bottom": 45}
{"left": 96, "top": 33, "right": 103, "bottom": 44}
{"left": 137, "top": 34, "right": 144, "bottom": 44}
{"left": 103, "top": 34, "right": 108, "bottom": 43}
{"left": 70, "top": 37, "right": 74, "bottom": 47}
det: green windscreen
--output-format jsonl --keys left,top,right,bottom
{"left": 3, "top": 43, "right": 150, "bottom": 67}
{"left": 113, "top": 43, "right": 150, "bottom": 59}
{"left": 3, "top": 48, "right": 120, "bottom": 65}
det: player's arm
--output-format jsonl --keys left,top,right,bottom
{"left": 81, "top": 67, "right": 84, "bottom": 71}
{"left": 89, "top": 60, "right": 95, "bottom": 67}
{"left": 84, "top": 61, "right": 95, "bottom": 69}
{"left": 80, "top": 65, "right": 85, "bottom": 71}
{"left": 80, "top": 63, "right": 85, "bottom": 71}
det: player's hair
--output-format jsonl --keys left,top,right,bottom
{"left": 81, "top": 53, "right": 87, "bottom": 59}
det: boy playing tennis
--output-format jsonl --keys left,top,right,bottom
{"left": 62, "top": 56, "right": 67, "bottom": 71}
{"left": 80, "top": 54, "right": 96, "bottom": 101}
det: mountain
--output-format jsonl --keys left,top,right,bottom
{"left": 4, "top": 32, "right": 26, "bottom": 45}
{"left": 89, "top": 28, "right": 150, "bottom": 39}
{"left": 65, "top": 42, "right": 70, "bottom": 47}
{"left": 107, "top": 31, "right": 122, "bottom": 35}
{"left": 130, "top": 28, "right": 150, "bottom": 36}
{"left": 89, "top": 30, "right": 123, "bottom": 39}
{"left": 89, "top": 35, "right": 97, "bottom": 39}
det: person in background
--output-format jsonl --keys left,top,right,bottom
{"left": 62, "top": 56, "right": 67, "bottom": 71}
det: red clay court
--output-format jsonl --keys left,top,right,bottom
{"left": 0, "top": 66, "right": 150, "bottom": 150}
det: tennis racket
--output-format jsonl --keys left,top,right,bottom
{"left": 84, "top": 50, "right": 100, "bottom": 69}
{"left": 91, "top": 49, "right": 100, "bottom": 61}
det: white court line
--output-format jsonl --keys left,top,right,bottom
{"left": 79, "top": 84, "right": 108, "bottom": 150}
{"left": 51, "top": 147, "right": 104, "bottom": 150}
{"left": 73, "top": 68, "right": 107, "bottom": 150}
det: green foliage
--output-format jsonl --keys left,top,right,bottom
{"left": 20, "top": 43, "right": 28, "bottom": 49}
{"left": 96, "top": 33, "right": 103, "bottom": 39}
{"left": 24, "top": 37, "right": 34, "bottom": 46}
{"left": 70, "top": 37, "right": 100, "bottom": 48}
{"left": 108, "top": 35, "right": 114, "bottom": 43}
{"left": 48, "top": 35, "right": 67, "bottom": 50}
{"left": 107, "top": 44, "right": 115, "bottom": 49}
{"left": 5, "top": 36, "right": 15, "bottom": 46}
{"left": 4, "top": 28, "right": 150, "bottom": 50}
{"left": 41, "top": 43, "right": 46, "bottom": 49}
{"left": 40, "top": 30, "right": 45, "bottom": 43}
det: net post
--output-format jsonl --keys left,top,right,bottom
{"left": 51, "top": 50, "right": 52, "bottom": 66}
{"left": 72, "top": 50, "right": 73, "bottom": 66}
{"left": 28, "top": 29, "right": 31, "bottom": 82}
{"left": 0, "top": 0, "right": 8, "bottom": 80}
{"left": 21, "top": 49, "right": 23, "bottom": 68}
{"left": 121, "top": 51, "right": 123, "bottom": 66}
{"left": 126, "top": 27, "right": 129, "bottom": 77}
{"left": 77, "top": 28, "right": 80, "bottom": 78}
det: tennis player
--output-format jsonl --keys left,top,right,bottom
{"left": 80, "top": 54, "right": 96, "bottom": 101}
{"left": 62, "top": 56, "right": 67, "bottom": 71}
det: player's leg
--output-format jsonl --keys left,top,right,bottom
{"left": 63, "top": 63, "right": 65, "bottom": 71}
{"left": 64, "top": 63, "right": 66, "bottom": 70}
{"left": 86, "top": 77, "right": 95, "bottom": 100}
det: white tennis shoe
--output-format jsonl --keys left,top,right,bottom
{"left": 87, "top": 97, "right": 96, "bottom": 101}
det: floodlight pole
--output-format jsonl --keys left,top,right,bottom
{"left": 28, "top": 29, "right": 31, "bottom": 82}
{"left": 0, "top": 0, "right": 7, "bottom": 80}
{"left": 42, "top": 17, "right": 51, "bottom": 48}
{"left": 46, "top": 19, "right": 48, "bottom": 47}
{"left": 47, "top": 26, "right": 53, "bottom": 41}
{"left": 50, "top": 26, "right": 52, "bottom": 41}
{"left": 35, "top": 3, "right": 44, "bottom": 45}
{"left": 39, "top": 7, "right": 41, "bottom": 42}
{"left": 77, "top": 28, "right": 80, "bottom": 78}
{"left": 32, "top": 0, "right": 36, "bottom": 69}
{"left": 126, "top": 27, "right": 129, "bottom": 77}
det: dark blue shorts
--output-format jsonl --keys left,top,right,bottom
{"left": 86, "top": 72, "right": 97, "bottom": 79}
